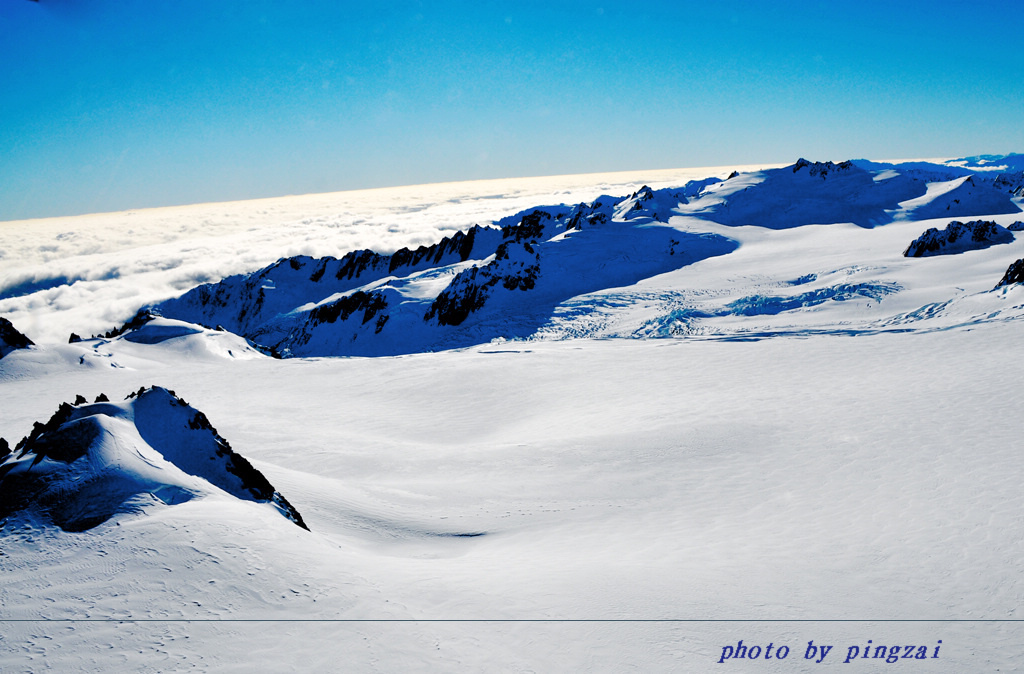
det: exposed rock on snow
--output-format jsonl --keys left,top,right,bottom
{"left": 0, "top": 387, "right": 307, "bottom": 532}
{"left": 993, "top": 171, "right": 1024, "bottom": 197}
{"left": 792, "top": 158, "right": 856, "bottom": 178}
{"left": 96, "top": 309, "right": 161, "bottom": 339}
{"left": 564, "top": 201, "right": 610, "bottom": 230}
{"left": 501, "top": 209, "right": 551, "bottom": 241}
{"left": 425, "top": 239, "right": 541, "bottom": 326}
{"left": 157, "top": 225, "right": 503, "bottom": 337}
{"left": 0, "top": 317, "right": 33, "bottom": 359}
{"left": 308, "top": 290, "right": 389, "bottom": 329}
{"left": 121, "top": 155, "right": 1023, "bottom": 357}
{"left": 903, "top": 220, "right": 1014, "bottom": 257}
{"left": 146, "top": 194, "right": 735, "bottom": 356}
{"left": 613, "top": 185, "right": 688, "bottom": 222}
{"left": 996, "top": 259, "right": 1024, "bottom": 288}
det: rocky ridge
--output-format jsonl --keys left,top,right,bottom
{"left": 0, "top": 317, "right": 33, "bottom": 359}
{"left": 996, "top": 259, "right": 1024, "bottom": 289}
{"left": 903, "top": 220, "right": 1014, "bottom": 257}
{"left": 0, "top": 387, "right": 307, "bottom": 531}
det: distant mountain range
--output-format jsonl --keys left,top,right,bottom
{"left": 143, "top": 156, "right": 1024, "bottom": 356}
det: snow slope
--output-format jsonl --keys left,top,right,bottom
{"left": 2, "top": 155, "right": 1024, "bottom": 672}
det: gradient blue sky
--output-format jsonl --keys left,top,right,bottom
{"left": 2, "top": 0, "right": 1022, "bottom": 220}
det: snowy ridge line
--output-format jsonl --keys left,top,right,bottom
{"left": 151, "top": 185, "right": 738, "bottom": 356}
{"left": 133, "top": 155, "right": 1022, "bottom": 356}
{"left": 3, "top": 153, "right": 1024, "bottom": 347}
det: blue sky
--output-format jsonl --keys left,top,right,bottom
{"left": 1, "top": 0, "right": 1022, "bottom": 220}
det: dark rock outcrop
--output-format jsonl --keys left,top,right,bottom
{"left": 565, "top": 201, "right": 611, "bottom": 230}
{"left": 80, "top": 309, "right": 162, "bottom": 341}
{"left": 792, "top": 158, "right": 855, "bottom": 179}
{"left": 996, "top": 259, "right": 1024, "bottom": 289}
{"left": 309, "top": 290, "right": 389, "bottom": 333}
{"left": 903, "top": 220, "right": 1014, "bottom": 257}
{"left": 0, "top": 317, "right": 33, "bottom": 358}
{"left": 994, "top": 171, "right": 1024, "bottom": 197}
{"left": 425, "top": 240, "right": 541, "bottom": 326}
{"left": 156, "top": 225, "right": 502, "bottom": 337}
{"left": 502, "top": 210, "right": 550, "bottom": 242}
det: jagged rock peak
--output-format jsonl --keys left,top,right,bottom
{"left": 994, "top": 171, "right": 1024, "bottom": 197}
{"left": 0, "top": 386, "right": 308, "bottom": 532}
{"left": 309, "top": 290, "right": 389, "bottom": 334}
{"left": 85, "top": 308, "right": 162, "bottom": 341}
{"left": 792, "top": 158, "right": 855, "bottom": 178}
{"left": 631, "top": 185, "right": 655, "bottom": 201}
{"left": 0, "top": 317, "right": 34, "bottom": 358}
{"left": 565, "top": 201, "right": 610, "bottom": 231}
{"left": 996, "top": 259, "right": 1024, "bottom": 289}
{"left": 502, "top": 210, "right": 551, "bottom": 242}
{"left": 903, "top": 220, "right": 1014, "bottom": 258}
{"left": 155, "top": 225, "right": 503, "bottom": 338}
{"left": 425, "top": 239, "right": 540, "bottom": 327}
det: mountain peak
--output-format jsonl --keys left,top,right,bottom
{"left": 0, "top": 386, "right": 307, "bottom": 532}
{"left": 0, "top": 317, "right": 34, "bottom": 358}
{"left": 792, "top": 158, "right": 855, "bottom": 178}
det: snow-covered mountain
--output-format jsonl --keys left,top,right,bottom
{"left": 677, "top": 157, "right": 1021, "bottom": 227}
{"left": 144, "top": 156, "right": 1024, "bottom": 357}
{"left": 3, "top": 154, "right": 1024, "bottom": 671}
{"left": 154, "top": 191, "right": 736, "bottom": 356}
{"left": 0, "top": 386, "right": 306, "bottom": 531}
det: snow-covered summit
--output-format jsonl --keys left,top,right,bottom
{"left": 0, "top": 386, "right": 307, "bottom": 532}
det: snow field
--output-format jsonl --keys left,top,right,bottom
{"left": 3, "top": 322, "right": 1023, "bottom": 670}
